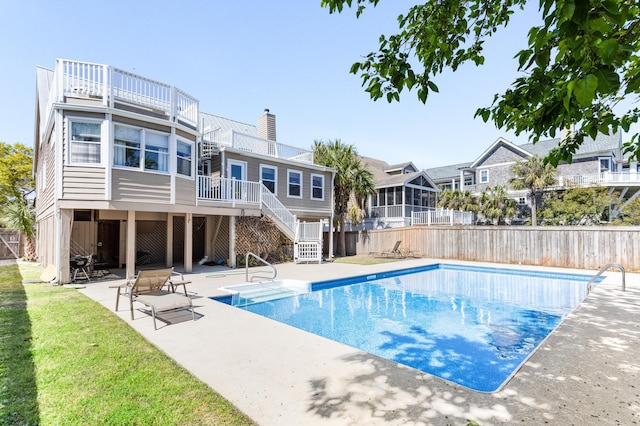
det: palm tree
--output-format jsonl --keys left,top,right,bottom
{"left": 438, "top": 189, "right": 480, "bottom": 213}
{"left": 313, "top": 140, "right": 376, "bottom": 257}
{"left": 1, "top": 198, "right": 36, "bottom": 260}
{"left": 480, "top": 185, "right": 517, "bottom": 225}
{"left": 510, "top": 155, "right": 557, "bottom": 226}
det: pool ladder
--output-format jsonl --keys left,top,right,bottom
{"left": 245, "top": 252, "right": 277, "bottom": 282}
{"left": 587, "top": 263, "right": 625, "bottom": 293}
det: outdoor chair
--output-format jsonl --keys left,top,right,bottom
{"left": 115, "top": 268, "right": 195, "bottom": 330}
{"left": 370, "top": 241, "right": 403, "bottom": 258}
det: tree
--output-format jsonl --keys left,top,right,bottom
{"left": 613, "top": 197, "right": 640, "bottom": 225}
{"left": 438, "top": 189, "right": 480, "bottom": 213}
{"left": 322, "top": 0, "right": 640, "bottom": 164}
{"left": 510, "top": 155, "right": 557, "bottom": 226}
{"left": 0, "top": 142, "right": 36, "bottom": 259}
{"left": 313, "top": 140, "right": 376, "bottom": 257}
{"left": 479, "top": 185, "right": 517, "bottom": 225}
{"left": 539, "top": 186, "right": 612, "bottom": 225}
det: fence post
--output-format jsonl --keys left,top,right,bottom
{"left": 450, "top": 209, "right": 454, "bottom": 226}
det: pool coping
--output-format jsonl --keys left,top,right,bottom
{"left": 77, "top": 258, "right": 640, "bottom": 425}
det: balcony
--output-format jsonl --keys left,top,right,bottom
{"left": 558, "top": 172, "right": 640, "bottom": 188}
{"left": 201, "top": 129, "right": 314, "bottom": 164}
{"left": 43, "top": 59, "right": 199, "bottom": 136}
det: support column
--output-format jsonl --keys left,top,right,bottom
{"left": 166, "top": 213, "right": 174, "bottom": 267}
{"left": 126, "top": 210, "right": 136, "bottom": 280}
{"left": 229, "top": 216, "right": 236, "bottom": 268}
{"left": 204, "top": 216, "right": 214, "bottom": 259}
{"left": 184, "top": 213, "right": 193, "bottom": 272}
{"left": 58, "top": 208, "right": 72, "bottom": 283}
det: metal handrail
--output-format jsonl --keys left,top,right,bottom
{"left": 245, "top": 252, "right": 277, "bottom": 282}
{"left": 587, "top": 263, "right": 626, "bottom": 293}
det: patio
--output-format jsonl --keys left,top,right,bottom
{"left": 78, "top": 258, "right": 640, "bottom": 425}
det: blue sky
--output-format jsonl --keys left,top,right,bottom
{"left": 0, "top": 0, "right": 609, "bottom": 169}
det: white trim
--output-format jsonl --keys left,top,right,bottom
{"left": 227, "top": 159, "right": 247, "bottom": 181}
{"left": 479, "top": 169, "right": 489, "bottom": 183}
{"left": 260, "top": 164, "right": 278, "bottom": 196}
{"left": 287, "top": 168, "right": 303, "bottom": 199}
{"left": 310, "top": 173, "right": 325, "bottom": 201}
{"left": 176, "top": 136, "right": 195, "bottom": 180}
{"left": 66, "top": 116, "right": 104, "bottom": 166}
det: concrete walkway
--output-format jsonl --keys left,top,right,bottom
{"left": 78, "top": 258, "right": 640, "bottom": 425}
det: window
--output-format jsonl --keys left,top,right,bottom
{"left": 114, "top": 125, "right": 141, "bottom": 168}
{"left": 311, "top": 173, "right": 324, "bottom": 200}
{"left": 261, "top": 165, "right": 277, "bottom": 194}
{"left": 479, "top": 169, "right": 489, "bottom": 183}
{"left": 287, "top": 170, "right": 302, "bottom": 198}
{"left": 70, "top": 121, "right": 101, "bottom": 164}
{"left": 145, "top": 132, "right": 169, "bottom": 172}
{"left": 599, "top": 157, "right": 611, "bottom": 173}
{"left": 518, "top": 197, "right": 526, "bottom": 205}
{"left": 177, "top": 139, "right": 193, "bottom": 177}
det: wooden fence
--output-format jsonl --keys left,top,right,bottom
{"left": 0, "top": 229, "right": 22, "bottom": 259}
{"left": 354, "top": 226, "right": 640, "bottom": 271}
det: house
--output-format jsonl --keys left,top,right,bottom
{"left": 426, "top": 131, "right": 640, "bottom": 218}
{"left": 34, "top": 59, "right": 334, "bottom": 283}
{"left": 358, "top": 157, "right": 440, "bottom": 228}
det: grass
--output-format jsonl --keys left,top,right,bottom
{"left": 331, "top": 255, "right": 401, "bottom": 265}
{"left": 0, "top": 262, "right": 255, "bottom": 425}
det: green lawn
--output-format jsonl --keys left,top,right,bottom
{"left": 0, "top": 262, "right": 255, "bottom": 425}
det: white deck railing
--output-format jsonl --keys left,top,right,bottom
{"left": 261, "top": 186, "right": 297, "bottom": 235}
{"left": 47, "top": 59, "right": 199, "bottom": 131}
{"left": 558, "top": 172, "right": 640, "bottom": 187}
{"left": 370, "top": 205, "right": 404, "bottom": 218}
{"left": 296, "top": 221, "right": 323, "bottom": 242}
{"left": 412, "top": 209, "right": 475, "bottom": 226}
{"left": 197, "top": 176, "right": 261, "bottom": 205}
{"left": 201, "top": 129, "right": 314, "bottom": 164}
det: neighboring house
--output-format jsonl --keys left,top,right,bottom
{"left": 358, "top": 157, "right": 440, "bottom": 228}
{"left": 34, "top": 59, "right": 334, "bottom": 283}
{"left": 427, "top": 131, "right": 640, "bottom": 218}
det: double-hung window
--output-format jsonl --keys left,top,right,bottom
{"left": 479, "top": 169, "right": 489, "bottom": 183}
{"left": 176, "top": 139, "right": 193, "bottom": 177}
{"left": 70, "top": 121, "right": 102, "bottom": 164}
{"left": 114, "top": 125, "right": 141, "bottom": 168}
{"left": 261, "top": 165, "right": 277, "bottom": 194}
{"left": 311, "top": 173, "right": 324, "bottom": 200}
{"left": 144, "top": 132, "right": 169, "bottom": 172}
{"left": 287, "top": 170, "right": 302, "bottom": 198}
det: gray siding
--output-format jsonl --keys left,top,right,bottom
{"left": 478, "top": 145, "right": 525, "bottom": 166}
{"left": 112, "top": 169, "right": 171, "bottom": 203}
{"left": 175, "top": 177, "right": 196, "bottom": 205}
{"left": 62, "top": 166, "right": 106, "bottom": 200}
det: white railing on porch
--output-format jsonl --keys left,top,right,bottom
{"left": 45, "top": 59, "right": 198, "bottom": 136}
{"left": 558, "top": 172, "right": 640, "bottom": 187}
{"left": 201, "top": 129, "right": 314, "bottom": 164}
{"left": 412, "top": 209, "right": 475, "bottom": 226}
{"left": 197, "top": 176, "right": 262, "bottom": 205}
{"left": 370, "top": 205, "right": 404, "bottom": 218}
{"left": 260, "top": 186, "right": 297, "bottom": 236}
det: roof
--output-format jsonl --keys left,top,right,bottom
{"left": 360, "top": 156, "right": 438, "bottom": 189}
{"left": 426, "top": 131, "right": 622, "bottom": 181}
{"left": 200, "top": 112, "right": 258, "bottom": 136}
{"left": 425, "top": 162, "right": 472, "bottom": 181}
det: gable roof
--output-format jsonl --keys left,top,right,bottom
{"left": 470, "top": 137, "right": 531, "bottom": 168}
{"left": 520, "top": 132, "right": 621, "bottom": 158}
{"left": 360, "top": 156, "right": 438, "bottom": 190}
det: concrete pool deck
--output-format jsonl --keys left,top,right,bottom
{"left": 78, "top": 258, "right": 640, "bottom": 425}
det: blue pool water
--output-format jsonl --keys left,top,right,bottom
{"left": 214, "top": 264, "right": 601, "bottom": 392}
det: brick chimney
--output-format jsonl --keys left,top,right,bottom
{"left": 258, "top": 108, "right": 276, "bottom": 141}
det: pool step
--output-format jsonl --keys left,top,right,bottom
{"left": 234, "top": 284, "right": 301, "bottom": 306}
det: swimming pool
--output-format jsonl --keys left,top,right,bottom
{"left": 213, "top": 264, "right": 602, "bottom": 392}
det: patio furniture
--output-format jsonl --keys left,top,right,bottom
{"left": 370, "top": 241, "right": 403, "bottom": 258}
{"left": 115, "top": 268, "right": 196, "bottom": 330}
